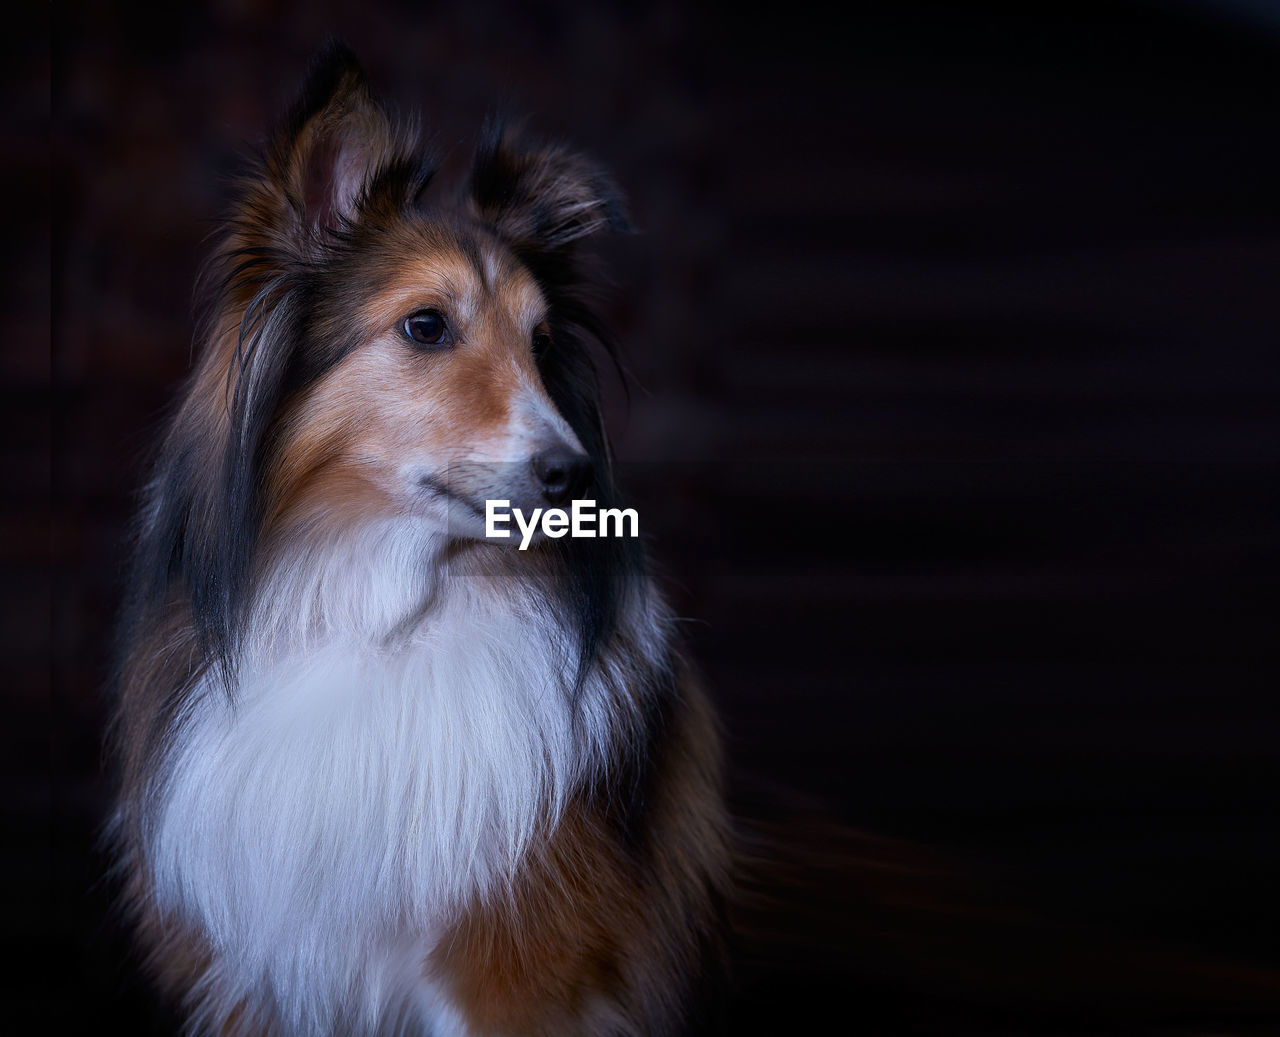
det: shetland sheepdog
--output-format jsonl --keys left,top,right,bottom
{"left": 110, "top": 43, "right": 729, "bottom": 1035}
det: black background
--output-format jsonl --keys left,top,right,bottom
{"left": 32, "top": 0, "right": 1280, "bottom": 1031}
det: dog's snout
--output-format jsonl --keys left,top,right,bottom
{"left": 531, "top": 450, "right": 592, "bottom": 505}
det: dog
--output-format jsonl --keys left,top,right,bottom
{"left": 109, "top": 42, "right": 730, "bottom": 1036}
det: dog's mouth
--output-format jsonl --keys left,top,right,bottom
{"left": 417, "top": 475, "right": 486, "bottom": 519}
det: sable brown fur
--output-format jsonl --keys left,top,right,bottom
{"left": 434, "top": 669, "right": 729, "bottom": 1037}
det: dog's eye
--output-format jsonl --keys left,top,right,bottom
{"left": 532, "top": 328, "right": 552, "bottom": 358}
{"left": 403, "top": 310, "right": 449, "bottom": 348}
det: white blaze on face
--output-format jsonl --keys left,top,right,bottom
{"left": 506, "top": 371, "right": 585, "bottom": 459}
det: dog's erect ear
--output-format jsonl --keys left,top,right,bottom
{"left": 468, "top": 120, "right": 631, "bottom": 253}
{"left": 249, "top": 41, "right": 422, "bottom": 249}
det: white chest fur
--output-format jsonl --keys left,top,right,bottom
{"left": 148, "top": 553, "right": 612, "bottom": 1033}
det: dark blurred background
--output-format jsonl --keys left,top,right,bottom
{"left": 34, "top": 0, "right": 1280, "bottom": 1032}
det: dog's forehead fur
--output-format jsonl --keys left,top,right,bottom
{"left": 314, "top": 215, "right": 550, "bottom": 350}
{"left": 341, "top": 218, "right": 549, "bottom": 342}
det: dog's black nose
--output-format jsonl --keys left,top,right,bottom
{"left": 532, "top": 450, "right": 592, "bottom": 505}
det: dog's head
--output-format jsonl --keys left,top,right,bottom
{"left": 143, "top": 42, "right": 635, "bottom": 668}
{"left": 207, "top": 43, "right": 628, "bottom": 543}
